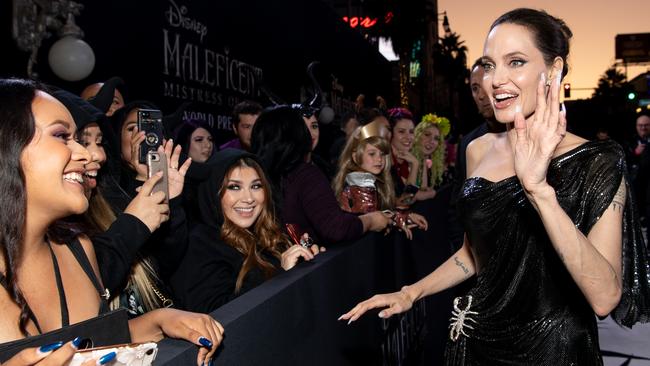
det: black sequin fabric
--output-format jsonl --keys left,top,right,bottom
{"left": 446, "top": 139, "right": 650, "bottom": 365}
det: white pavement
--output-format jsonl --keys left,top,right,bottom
{"left": 599, "top": 316, "right": 650, "bottom": 366}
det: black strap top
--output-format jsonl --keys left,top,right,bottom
{"left": 0, "top": 238, "right": 111, "bottom": 335}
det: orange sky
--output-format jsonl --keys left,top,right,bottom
{"left": 438, "top": 0, "right": 650, "bottom": 100}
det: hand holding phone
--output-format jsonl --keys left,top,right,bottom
{"left": 146, "top": 151, "right": 169, "bottom": 204}
{"left": 71, "top": 342, "right": 158, "bottom": 366}
{"left": 137, "top": 109, "right": 164, "bottom": 164}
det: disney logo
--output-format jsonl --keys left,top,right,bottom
{"left": 165, "top": 0, "right": 208, "bottom": 43}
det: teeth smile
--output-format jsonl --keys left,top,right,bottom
{"left": 495, "top": 93, "right": 517, "bottom": 101}
{"left": 63, "top": 172, "right": 84, "bottom": 184}
{"left": 84, "top": 171, "right": 98, "bottom": 178}
{"left": 234, "top": 207, "right": 254, "bottom": 213}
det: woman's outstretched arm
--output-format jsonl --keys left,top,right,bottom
{"left": 339, "top": 238, "right": 475, "bottom": 322}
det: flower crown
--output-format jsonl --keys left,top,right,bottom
{"left": 421, "top": 113, "right": 451, "bottom": 137}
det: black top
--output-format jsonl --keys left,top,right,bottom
{"left": 446, "top": 140, "right": 650, "bottom": 365}
{"left": 170, "top": 223, "right": 279, "bottom": 313}
{"left": 170, "top": 149, "right": 281, "bottom": 313}
{"left": 0, "top": 239, "right": 110, "bottom": 335}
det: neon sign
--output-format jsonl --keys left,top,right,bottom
{"left": 342, "top": 11, "right": 393, "bottom": 29}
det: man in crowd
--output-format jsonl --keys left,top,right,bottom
{"left": 220, "top": 100, "right": 262, "bottom": 151}
{"left": 627, "top": 113, "right": 650, "bottom": 228}
{"left": 448, "top": 58, "right": 506, "bottom": 250}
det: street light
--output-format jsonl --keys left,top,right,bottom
{"left": 438, "top": 11, "right": 451, "bottom": 36}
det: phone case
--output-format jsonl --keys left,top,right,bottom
{"left": 137, "top": 109, "right": 164, "bottom": 164}
{"left": 147, "top": 151, "right": 169, "bottom": 203}
{"left": 70, "top": 342, "right": 158, "bottom": 366}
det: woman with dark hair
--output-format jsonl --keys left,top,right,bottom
{"left": 51, "top": 88, "right": 178, "bottom": 316}
{"left": 387, "top": 107, "right": 420, "bottom": 206}
{"left": 341, "top": 8, "right": 650, "bottom": 364}
{"left": 0, "top": 79, "right": 222, "bottom": 366}
{"left": 251, "top": 105, "right": 390, "bottom": 244}
{"left": 174, "top": 119, "right": 214, "bottom": 164}
{"left": 170, "top": 149, "right": 322, "bottom": 312}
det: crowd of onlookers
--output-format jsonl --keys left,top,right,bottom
{"left": 0, "top": 54, "right": 647, "bottom": 364}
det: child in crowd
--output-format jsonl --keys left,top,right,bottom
{"left": 333, "top": 120, "right": 428, "bottom": 239}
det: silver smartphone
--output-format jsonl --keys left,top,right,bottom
{"left": 146, "top": 151, "right": 169, "bottom": 204}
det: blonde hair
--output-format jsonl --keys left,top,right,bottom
{"left": 219, "top": 158, "right": 289, "bottom": 293}
{"left": 85, "top": 187, "right": 170, "bottom": 312}
{"left": 332, "top": 130, "right": 394, "bottom": 210}
{"left": 412, "top": 118, "right": 447, "bottom": 188}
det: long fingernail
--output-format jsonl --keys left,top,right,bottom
{"left": 198, "top": 336, "right": 213, "bottom": 348}
{"left": 337, "top": 314, "right": 345, "bottom": 321}
{"left": 38, "top": 341, "right": 64, "bottom": 355}
{"left": 347, "top": 319, "right": 353, "bottom": 325}
{"left": 379, "top": 311, "right": 386, "bottom": 318}
{"left": 98, "top": 351, "right": 117, "bottom": 365}
{"left": 515, "top": 104, "right": 522, "bottom": 114}
{"left": 71, "top": 337, "right": 82, "bottom": 349}
{"left": 560, "top": 102, "right": 566, "bottom": 113}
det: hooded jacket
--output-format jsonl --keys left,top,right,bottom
{"left": 170, "top": 149, "right": 281, "bottom": 313}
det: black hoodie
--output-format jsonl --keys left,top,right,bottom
{"left": 170, "top": 149, "right": 280, "bottom": 313}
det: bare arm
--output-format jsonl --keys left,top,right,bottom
{"left": 527, "top": 180, "right": 624, "bottom": 316}
{"left": 339, "top": 238, "right": 475, "bottom": 322}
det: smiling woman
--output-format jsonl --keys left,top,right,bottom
{"left": 170, "top": 149, "right": 324, "bottom": 313}
{"left": 339, "top": 8, "right": 650, "bottom": 365}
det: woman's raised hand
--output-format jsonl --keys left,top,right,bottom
{"left": 159, "top": 139, "right": 191, "bottom": 199}
{"left": 338, "top": 287, "right": 416, "bottom": 324}
{"left": 125, "top": 172, "right": 169, "bottom": 232}
{"left": 510, "top": 71, "right": 567, "bottom": 195}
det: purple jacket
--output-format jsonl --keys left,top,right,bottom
{"left": 282, "top": 162, "right": 364, "bottom": 244}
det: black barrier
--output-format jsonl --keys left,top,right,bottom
{"left": 156, "top": 191, "right": 454, "bottom": 366}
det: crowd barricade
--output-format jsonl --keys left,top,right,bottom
{"left": 156, "top": 186, "right": 455, "bottom": 366}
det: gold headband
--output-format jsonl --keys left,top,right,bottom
{"left": 358, "top": 120, "right": 389, "bottom": 141}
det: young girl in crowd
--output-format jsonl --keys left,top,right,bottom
{"left": 411, "top": 113, "right": 450, "bottom": 201}
{"left": 332, "top": 121, "right": 428, "bottom": 239}
{"left": 0, "top": 79, "right": 222, "bottom": 366}
{"left": 251, "top": 105, "right": 390, "bottom": 244}
{"left": 170, "top": 149, "right": 323, "bottom": 313}
{"left": 174, "top": 119, "right": 215, "bottom": 164}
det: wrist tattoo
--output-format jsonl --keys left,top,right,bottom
{"left": 454, "top": 256, "right": 469, "bottom": 275}
{"left": 611, "top": 179, "right": 626, "bottom": 213}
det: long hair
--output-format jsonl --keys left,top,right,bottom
{"left": 332, "top": 132, "right": 394, "bottom": 210}
{"left": 83, "top": 188, "right": 168, "bottom": 312}
{"left": 218, "top": 157, "right": 289, "bottom": 292}
{"left": 250, "top": 106, "right": 311, "bottom": 212}
{"left": 0, "top": 79, "right": 40, "bottom": 335}
{"left": 412, "top": 122, "right": 446, "bottom": 188}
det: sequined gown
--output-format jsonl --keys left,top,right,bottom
{"left": 447, "top": 140, "right": 650, "bottom": 365}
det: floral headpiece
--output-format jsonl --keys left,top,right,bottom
{"left": 420, "top": 113, "right": 451, "bottom": 137}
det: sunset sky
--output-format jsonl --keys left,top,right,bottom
{"left": 438, "top": 0, "right": 650, "bottom": 100}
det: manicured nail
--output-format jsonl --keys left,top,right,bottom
{"left": 198, "top": 336, "right": 213, "bottom": 348}
{"left": 337, "top": 314, "right": 345, "bottom": 321}
{"left": 378, "top": 311, "right": 386, "bottom": 318}
{"left": 98, "top": 351, "right": 116, "bottom": 365}
{"left": 38, "top": 341, "right": 64, "bottom": 355}
{"left": 71, "top": 337, "right": 82, "bottom": 349}
{"left": 515, "top": 104, "right": 522, "bottom": 114}
{"left": 347, "top": 319, "right": 353, "bottom": 325}
{"left": 560, "top": 103, "right": 566, "bottom": 113}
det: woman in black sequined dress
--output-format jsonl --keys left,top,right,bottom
{"left": 340, "top": 8, "right": 650, "bottom": 365}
